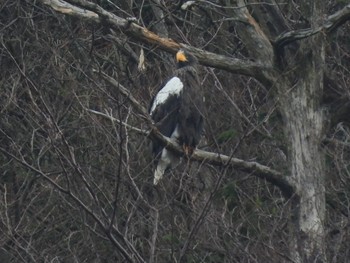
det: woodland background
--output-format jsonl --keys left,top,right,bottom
{"left": 1, "top": 0, "right": 350, "bottom": 262}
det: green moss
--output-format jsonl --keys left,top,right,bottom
{"left": 162, "top": 234, "right": 180, "bottom": 244}
{"left": 217, "top": 128, "right": 237, "bottom": 143}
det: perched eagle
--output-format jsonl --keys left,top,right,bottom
{"left": 149, "top": 49, "right": 204, "bottom": 185}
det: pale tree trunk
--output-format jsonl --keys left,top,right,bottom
{"left": 229, "top": 1, "right": 327, "bottom": 260}
{"left": 244, "top": 1, "right": 327, "bottom": 260}
{"left": 279, "top": 3, "right": 326, "bottom": 262}
{"left": 280, "top": 43, "right": 326, "bottom": 260}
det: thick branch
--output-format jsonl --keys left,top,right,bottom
{"left": 38, "top": 0, "right": 272, "bottom": 84}
{"left": 326, "top": 4, "right": 350, "bottom": 32}
{"left": 233, "top": 0, "right": 274, "bottom": 65}
{"left": 94, "top": 72, "right": 294, "bottom": 197}
{"left": 38, "top": 0, "right": 289, "bottom": 192}
{"left": 275, "top": 4, "right": 350, "bottom": 48}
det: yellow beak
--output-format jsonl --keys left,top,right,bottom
{"left": 176, "top": 51, "right": 187, "bottom": 62}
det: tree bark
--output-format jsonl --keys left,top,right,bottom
{"left": 279, "top": 5, "right": 326, "bottom": 263}
{"left": 281, "top": 63, "right": 326, "bottom": 262}
{"left": 246, "top": 1, "right": 327, "bottom": 261}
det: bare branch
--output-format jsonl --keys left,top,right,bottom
{"left": 232, "top": 0, "right": 274, "bottom": 65}
{"left": 0, "top": 146, "right": 144, "bottom": 263}
{"left": 40, "top": 0, "right": 99, "bottom": 20}
{"left": 274, "top": 4, "right": 350, "bottom": 48}
{"left": 89, "top": 73, "right": 294, "bottom": 197}
{"left": 37, "top": 0, "right": 273, "bottom": 84}
{"left": 326, "top": 4, "right": 350, "bottom": 32}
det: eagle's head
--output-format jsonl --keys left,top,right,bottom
{"left": 176, "top": 49, "right": 197, "bottom": 68}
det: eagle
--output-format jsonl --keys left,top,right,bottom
{"left": 149, "top": 49, "right": 204, "bottom": 185}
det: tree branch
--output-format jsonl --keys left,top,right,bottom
{"left": 326, "top": 4, "right": 350, "bottom": 32}
{"left": 274, "top": 4, "right": 350, "bottom": 48}
{"left": 37, "top": 0, "right": 290, "bottom": 194}
{"left": 0, "top": 146, "right": 141, "bottom": 263}
{"left": 232, "top": 0, "right": 275, "bottom": 65}
{"left": 91, "top": 72, "right": 294, "bottom": 198}
{"left": 37, "top": 0, "right": 272, "bottom": 84}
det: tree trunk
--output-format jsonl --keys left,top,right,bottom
{"left": 280, "top": 32, "right": 326, "bottom": 263}
{"left": 279, "top": 2, "right": 327, "bottom": 261}
{"left": 233, "top": 2, "right": 327, "bottom": 258}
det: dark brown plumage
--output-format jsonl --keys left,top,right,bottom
{"left": 149, "top": 49, "right": 204, "bottom": 184}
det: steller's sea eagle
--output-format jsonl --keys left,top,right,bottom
{"left": 149, "top": 49, "right": 204, "bottom": 185}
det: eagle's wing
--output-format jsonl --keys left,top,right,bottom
{"left": 149, "top": 76, "right": 184, "bottom": 156}
{"left": 150, "top": 77, "right": 183, "bottom": 115}
{"left": 176, "top": 69, "right": 204, "bottom": 149}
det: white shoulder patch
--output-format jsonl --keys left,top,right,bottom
{"left": 150, "top": 77, "right": 183, "bottom": 115}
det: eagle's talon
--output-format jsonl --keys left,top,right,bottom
{"left": 183, "top": 144, "right": 194, "bottom": 157}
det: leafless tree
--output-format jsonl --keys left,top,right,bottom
{"left": 1, "top": 0, "right": 350, "bottom": 262}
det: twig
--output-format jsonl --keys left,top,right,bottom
{"left": 38, "top": 0, "right": 272, "bottom": 84}
{"left": 274, "top": 4, "right": 350, "bottom": 48}
{"left": 87, "top": 107, "right": 294, "bottom": 198}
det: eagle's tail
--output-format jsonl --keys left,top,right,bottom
{"left": 153, "top": 164, "right": 166, "bottom": 185}
{"left": 153, "top": 148, "right": 179, "bottom": 185}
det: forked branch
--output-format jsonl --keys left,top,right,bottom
{"left": 38, "top": 0, "right": 272, "bottom": 84}
{"left": 275, "top": 4, "right": 350, "bottom": 48}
